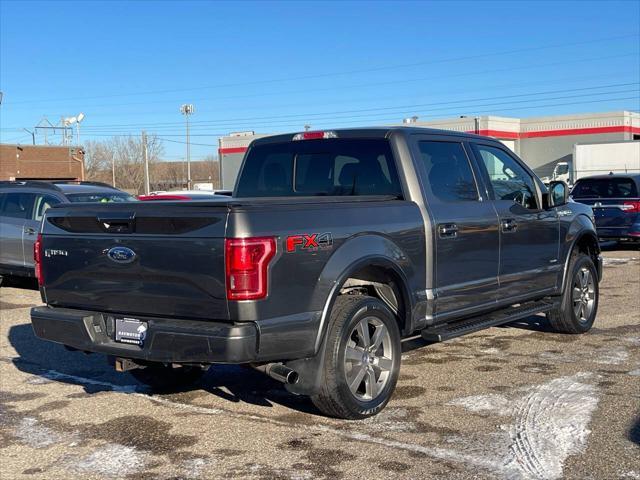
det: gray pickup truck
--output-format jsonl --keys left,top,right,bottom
{"left": 31, "top": 127, "right": 602, "bottom": 419}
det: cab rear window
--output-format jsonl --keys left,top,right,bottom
{"left": 65, "top": 192, "right": 137, "bottom": 203}
{"left": 235, "top": 139, "right": 402, "bottom": 198}
{"left": 571, "top": 178, "right": 638, "bottom": 198}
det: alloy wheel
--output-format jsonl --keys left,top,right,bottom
{"left": 572, "top": 266, "right": 595, "bottom": 324}
{"left": 343, "top": 316, "right": 394, "bottom": 401}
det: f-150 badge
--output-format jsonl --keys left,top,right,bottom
{"left": 286, "top": 233, "right": 333, "bottom": 253}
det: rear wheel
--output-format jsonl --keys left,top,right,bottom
{"left": 129, "top": 364, "right": 206, "bottom": 390}
{"left": 547, "top": 251, "right": 599, "bottom": 334}
{"left": 311, "top": 295, "right": 401, "bottom": 419}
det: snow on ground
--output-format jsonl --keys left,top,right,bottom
{"left": 449, "top": 373, "right": 600, "bottom": 480}
{"left": 72, "top": 443, "right": 147, "bottom": 477}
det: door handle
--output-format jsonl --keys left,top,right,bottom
{"left": 501, "top": 218, "right": 518, "bottom": 233}
{"left": 23, "top": 227, "right": 37, "bottom": 235}
{"left": 438, "top": 223, "right": 458, "bottom": 239}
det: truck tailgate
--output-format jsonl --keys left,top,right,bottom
{"left": 39, "top": 202, "right": 230, "bottom": 320}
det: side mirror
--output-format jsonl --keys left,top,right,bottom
{"left": 547, "top": 181, "right": 568, "bottom": 208}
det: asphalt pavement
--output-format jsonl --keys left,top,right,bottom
{"left": 1, "top": 246, "right": 638, "bottom": 479}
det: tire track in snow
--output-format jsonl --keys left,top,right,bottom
{"left": 450, "top": 373, "right": 601, "bottom": 480}
{"left": 504, "top": 373, "right": 600, "bottom": 480}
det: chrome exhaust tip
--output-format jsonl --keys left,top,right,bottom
{"left": 253, "top": 363, "right": 299, "bottom": 384}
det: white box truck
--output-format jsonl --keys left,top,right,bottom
{"left": 543, "top": 141, "right": 640, "bottom": 185}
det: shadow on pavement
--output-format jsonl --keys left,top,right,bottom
{"left": 8, "top": 323, "right": 319, "bottom": 416}
{"left": 0, "top": 275, "right": 38, "bottom": 290}
{"left": 600, "top": 241, "right": 640, "bottom": 252}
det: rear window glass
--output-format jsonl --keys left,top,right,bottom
{"left": 571, "top": 178, "right": 638, "bottom": 198}
{"left": 235, "top": 139, "right": 402, "bottom": 198}
{"left": 66, "top": 192, "right": 137, "bottom": 203}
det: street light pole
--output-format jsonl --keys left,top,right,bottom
{"left": 112, "top": 153, "right": 116, "bottom": 188}
{"left": 180, "top": 104, "right": 195, "bottom": 189}
{"left": 142, "top": 131, "right": 150, "bottom": 195}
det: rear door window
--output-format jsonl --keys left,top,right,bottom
{"left": 236, "top": 139, "right": 402, "bottom": 197}
{"left": 416, "top": 141, "right": 479, "bottom": 202}
{"left": 571, "top": 178, "right": 638, "bottom": 198}
{"left": 0, "top": 193, "right": 35, "bottom": 219}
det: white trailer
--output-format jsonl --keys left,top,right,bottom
{"left": 544, "top": 141, "right": 640, "bottom": 185}
{"left": 219, "top": 131, "right": 273, "bottom": 190}
{"left": 573, "top": 141, "right": 640, "bottom": 182}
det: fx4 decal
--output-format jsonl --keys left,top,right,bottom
{"left": 286, "top": 233, "right": 333, "bottom": 253}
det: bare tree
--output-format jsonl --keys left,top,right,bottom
{"left": 83, "top": 135, "right": 164, "bottom": 193}
{"left": 83, "top": 140, "right": 113, "bottom": 183}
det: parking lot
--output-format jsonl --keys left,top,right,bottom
{"left": 0, "top": 246, "right": 637, "bottom": 480}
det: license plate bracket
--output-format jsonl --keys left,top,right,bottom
{"left": 115, "top": 318, "right": 148, "bottom": 346}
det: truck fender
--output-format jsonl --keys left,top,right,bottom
{"left": 284, "top": 234, "right": 413, "bottom": 396}
{"left": 559, "top": 215, "right": 601, "bottom": 292}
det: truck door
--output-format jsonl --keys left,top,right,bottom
{"left": 470, "top": 143, "right": 560, "bottom": 300}
{"left": 23, "top": 193, "right": 62, "bottom": 268}
{"left": 0, "top": 192, "right": 35, "bottom": 268}
{"left": 411, "top": 136, "right": 500, "bottom": 317}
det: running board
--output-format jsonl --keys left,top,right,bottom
{"left": 421, "top": 300, "right": 556, "bottom": 342}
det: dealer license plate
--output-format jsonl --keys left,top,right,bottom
{"left": 115, "top": 318, "right": 148, "bottom": 346}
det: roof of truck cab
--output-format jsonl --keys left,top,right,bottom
{"left": 249, "top": 126, "right": 496, "bottom": 146}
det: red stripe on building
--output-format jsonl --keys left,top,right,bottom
{"left": 219, "top": 147, "right": 248, "bottom": 155}
{"left": 520, "top": 125, "right": 640, "bottom": 138}
{"left": 470, "top": 125, "right": 640, "bottom": 140}
{"left": 219, "top": 126, "right": 639, "bottom": 153}
{"left": 474, "top": 129, "right": 520, "bottom": 139}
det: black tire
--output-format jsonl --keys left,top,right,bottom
{"left": 129, "top": 364, "right": 206, "bottom": 390}
{"left": 547, "top": 251, "right": 599, "bottom": 334}
{"left": 311, "top": 295, "right": 401, "bottom": 420}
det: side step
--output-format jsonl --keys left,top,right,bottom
{"left": 421, "top": 300, "right": 556, "bottom": 342}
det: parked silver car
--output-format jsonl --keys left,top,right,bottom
{"left": 0, "top": 181, "right": 136, "bottom": 279}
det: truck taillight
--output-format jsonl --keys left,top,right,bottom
{"left": 622, "top": 200, "right": 640, "bottom": 213}
{"left": 34, "top": 233, "right": 43, "bottom": 285}
{"left": 225, "top": 237, "right": 276, "bottom": 300}
{"left": 292, "top": 131, "right": 338, "bottom": 141}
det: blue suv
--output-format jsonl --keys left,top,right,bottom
{"left": 571, "top": 174, "right": 640, "bottom": 244}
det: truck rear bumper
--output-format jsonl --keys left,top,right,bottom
{"left": 31, "top": 306, "right": 259, "bottom": 364}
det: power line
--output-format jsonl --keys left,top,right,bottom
{"left": 154, "top": 138, "right": 219, "bottom": 147}
{"left": 76, "top": 88, "right": 639, "bottom": 134}
{"left": 4, "top": 34, "right": 638, "bottom": 106}
{"left": 76, "top": 82, "right": 639, "bottom": 130}
{"left": 23, "top": 66, "right": 640, "bottom": 118}
{"left": 81, "top": 95, "right": 639, "bottom": 141}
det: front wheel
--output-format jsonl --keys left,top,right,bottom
{"left": 311, "top": 295, "right": 401, "bottom": 419}
{"left": 547, "top": 252, "right": 599, "bottom": 334}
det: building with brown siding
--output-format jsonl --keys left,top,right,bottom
{"left": 0, "top": 144, "right": 84, "bottom": 181}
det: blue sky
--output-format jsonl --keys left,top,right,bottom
{"left": 1, "top": 0, "right": 639, "bottom": 160}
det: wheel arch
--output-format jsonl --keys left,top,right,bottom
{"left": 561, "top": 227, "right": 601, "bottom": 292}
{"left": 284, "top": 234, "right": 416, "bottom": 397}
{"left": 285, "top": 249, "right": 412, "bottom": 395}
{"left": 321, "top": 256, "right": 413, "bottom": 340}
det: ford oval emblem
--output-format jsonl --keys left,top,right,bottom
{"left": 106, "top": 246, "right": 137, "bottom": 264}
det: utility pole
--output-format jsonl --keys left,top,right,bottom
{"left": 111, "top": 151, "right": 116, "bottom": 188}
{"left": 180, "top": 104, "right": 195, "bottom": 189}
{"left": 23, "top": 128, "right": 35, "bottom": 145}
{"left": 142, "top": 131, "right": 150, "bottom": 195}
